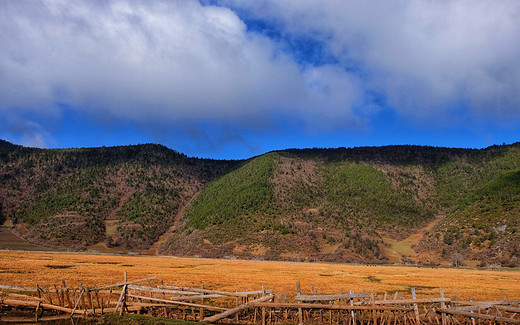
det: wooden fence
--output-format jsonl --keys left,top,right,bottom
{"left": 0, "top": 273, "right": 519, "bottom": 324}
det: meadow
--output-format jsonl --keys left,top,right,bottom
{"left": 0, "top": 251, "right": 518, "bottom": 301}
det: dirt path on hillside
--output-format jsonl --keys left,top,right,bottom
{"left": 140, "top": 191, "right": 202, "bottom": 255}
{"left": 86, "top": 191, "right": 202, "bottom": 255}
{"left": 382, "top": 215, "right": 444, "bottom": 264}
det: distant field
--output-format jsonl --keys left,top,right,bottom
{"left": 0, "top": 251, "right": 518, "bottom": 301}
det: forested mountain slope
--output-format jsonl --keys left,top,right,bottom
{"left": 1, "top": 140, "right": 519, "bottom": 266}
{"left": 164, "top": 144, "right": 520, "bottom": 266}
{"left": 0, "top": 140, "right": 237, "bottom": 250}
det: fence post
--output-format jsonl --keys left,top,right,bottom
{"left": 440, "top": 289, "right": 447, "bottom": 325}
{"left": 35, "top": 301, "right": 40, "bottom": 322}
{"left": 297, "top": 281, "right": 303, "bottom": 325}
{"left": 62, "top": 279, "right": 72, "bottom": 308}
{"left": 54, "top": 284, "right": 62, "bottom": 307}
{"left": 350, "top": 290, "right": 355, "bottom": 324}
{"left": 412, "top": 287, "right": 420, "bottom": 325}
{"left": 201, "top": 285, "right": 205, "bottom": 321}
{"left": 371, "top": 287, "right": 376, "bottom": 324}
{"left": 94, "top": 286, "right": 101, "bottom": 312}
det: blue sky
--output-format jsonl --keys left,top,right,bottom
{"left": 2, "top": 0, "right": 520, "bottom": 159}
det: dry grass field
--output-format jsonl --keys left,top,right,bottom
{"left": 0, "top": 251, "right": 518, "bottom": 301}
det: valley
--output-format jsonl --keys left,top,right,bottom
{"left": 0, "top": 250, "right": 519, "bottom": 301}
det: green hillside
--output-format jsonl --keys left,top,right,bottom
{"left": 418, "top": 147, "right": 520, "bottom": 266}
{"left": 164, "top": 144, "right": 520, "bottom": 265}
{"left": 186, "top": 153, "right": 276, "bottom": 233}
{"left": 165, "top": 148, "right": 438, "bottom": 262}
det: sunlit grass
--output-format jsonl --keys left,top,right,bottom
{"left": 0, "top": 251, "right": 518, "bottom": 301}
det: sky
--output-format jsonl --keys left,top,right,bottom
{"left": 1, "top": 0, "right": 520, "bottom": 159}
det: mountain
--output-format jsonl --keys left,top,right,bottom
{"left": 0, "top": 140, "right": 237, "bottom": 250}
{"left": 0, "top": 140, "right": 519, "bottom": 267}
{"left": 163, "top": 145, "right": 520, "bottom": 267}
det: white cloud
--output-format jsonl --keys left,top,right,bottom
{"left": 225, "top": 0, "right": 520, "bottom": 122}
{"left": 0, "top": 0, "right": 361, "bottom": 133}
{"left": 3, "top": 0, "right": 519, "bottom": 152}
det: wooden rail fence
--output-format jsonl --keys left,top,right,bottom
{"left": 0, "top": 273, "right": 518, "bottom": 324}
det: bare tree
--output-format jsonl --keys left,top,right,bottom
{"left": 451, "top": 253, "right": 465, "bottom": 267}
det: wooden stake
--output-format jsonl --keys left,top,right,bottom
{"left": 35, "top": 301, "right": 40, "bottom": 322}
{"left": 412, "top": 288, "right": 420, "bottom": 325}
{"left": 114, "top": 284, "right": 127, "bottom": 315}
{"left": 79, "top": 284, "right": 86, "bottom": 312}
{"left": 440, "top": 289, "right": 447, "bottom": 325}
{"left": 86, "top": 286, "right": 93, "bottom": 313}
{"left": 71, "top": 290, "right": 84, "bottom": 317}
{"left": 94, "top": 286, "right": 100, "bottom": 310}
{"left": 147, "top": 279, "right": 153, "bottom": 298}
{"left": 350, "top": 290, "right": 356, "bottom": 325}
{"left": 297, "top": 282, "right": 303, "bottom": 324}
{"left": 201, "top": 285, "right": 205, "bottom": 321}
{"left": 372, "top": 287, "right": 377, "bottom": 324}
{"left": 53, "top": 285, "right": 62, "bottom": 307}
{"left": 61, "top": 279, "right": 72, "bottom": 308}
{"left": 161, "top": 280, "right": 165, "bottom": 300}
{"left": 381, "top": 293, "right": 387, "bottom": 324}
{"left": 60, "top": 289, "right": 66, "bottom": 307}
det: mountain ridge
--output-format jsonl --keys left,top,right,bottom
{"left": 1, "top": 139, "right": 518, "bottom": 267}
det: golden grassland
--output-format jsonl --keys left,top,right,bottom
{"left": 0, "top": 251, "right": 518, "bottom": 301}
